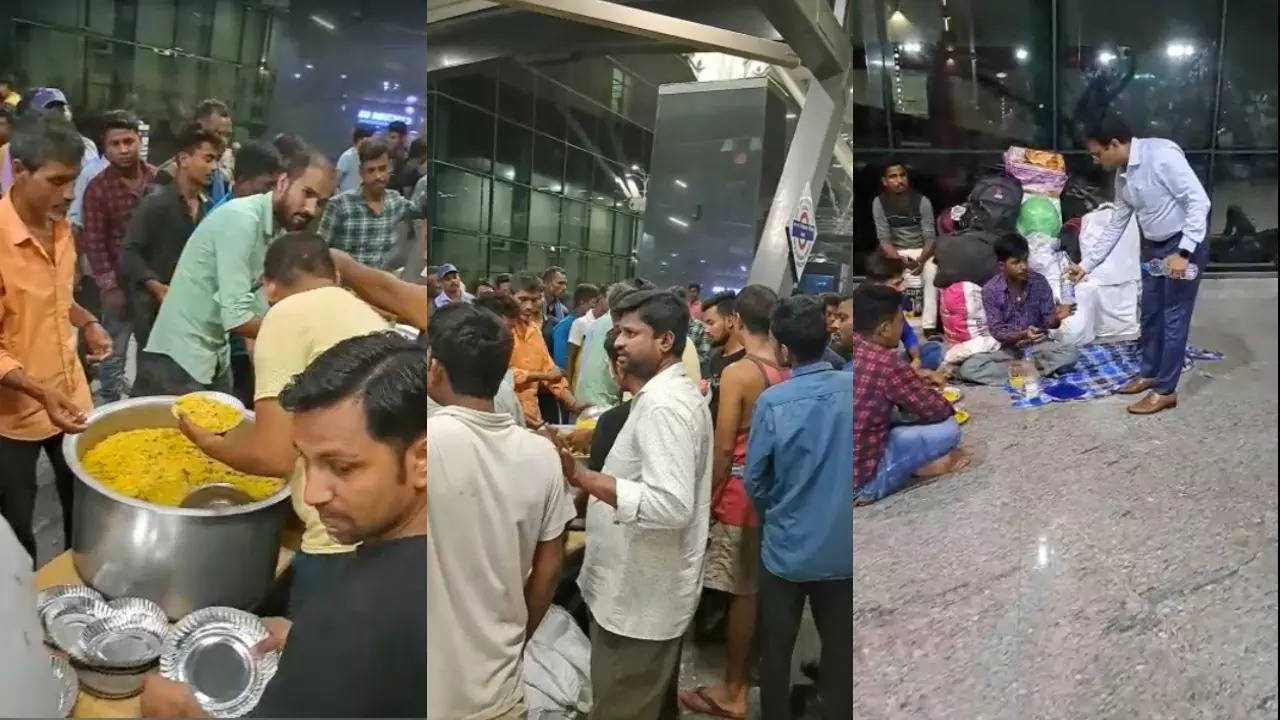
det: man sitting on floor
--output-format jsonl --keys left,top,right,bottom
{"left": 956, "top": 233, "right": 1078, "bottom": 385}
{"left": 863, "top": 251, "right": 948, "bottom": 384}
{"left": 851, "top": 284, "right": 967, "bottom": 506}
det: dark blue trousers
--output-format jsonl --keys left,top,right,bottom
{"left": 1139, "top": 232, "right": 1208, "bottom": 395}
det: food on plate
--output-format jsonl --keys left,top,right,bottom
{"left": 953, "top": 409, "right": 970, "bottom": 425}
{"left": 562, "top": 427, "right": 593, "bottom": 457}
{"left": 173, "top": 394, "right": 243, "bottom": 434}
{"left": 82, "top": 428, "right": 283, "bottom": 507}
{"left": 941, "top": 387, "right": 963, "bottom": 403}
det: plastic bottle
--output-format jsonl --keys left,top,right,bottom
{"left": 1060, "top": 277, "right": 1076, "bottom": 306}
{"left": 1021, "top": 347, "right": 1042, "bottom": 399}
{"left": 1143, "top": 258, "right": 1200, "bottom": 280}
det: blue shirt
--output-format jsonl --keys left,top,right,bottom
{"left": 1083, "top": 137, "right": 1211, "bottom": 272}
{"left": 551, "top": 313, "right": 576, "bottom": 368}
{"left": 743, "top": 361, "right": 853, "bottom": 582}
{"left": 334, "top": 146, "right": 359, "bottom": 195}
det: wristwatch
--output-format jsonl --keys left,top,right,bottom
{"left": 1177, "top": 249, "right": 1192, "bottom": 259}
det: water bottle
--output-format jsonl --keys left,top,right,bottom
{"left": 1143, "top": 258, "right": 1199, "bottom": 280}
{"left": 1021, "top": 348, "right": 1042, "bottom": 399}
{"left": 1060, "top": 276, "right": 1076, "bottom": 307}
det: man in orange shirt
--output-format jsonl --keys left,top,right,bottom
{"left": 0, "top": 115, "right": 112, "bottom": 563}
{"left": 509, "top": 272, "right": 588, "bottom": 428}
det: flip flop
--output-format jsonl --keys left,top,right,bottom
{"left": 677, "top": 686, "right": 746, "bottom": 719}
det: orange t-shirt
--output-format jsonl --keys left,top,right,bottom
{"left": 0, "top": 193, "right": 92, "bottom": 441}
{"left": 509, "top": 320, "right": 571, "bottom": 426}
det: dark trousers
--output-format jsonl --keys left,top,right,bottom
{"left": 132, "top": 351, "right": 233, "bottom": 397}
{"left": 0, "top": 434, "right": 75, "bottom": 565}
{"left": 757, "top": 569, "right": 852, "bottom": 720}
{"left": 1140, "top": 231, "right": 1208, "bottom": 395}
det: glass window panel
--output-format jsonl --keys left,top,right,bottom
{"left": 620, "top": 123, "right": 648, "bottom": 173}
{"left": 429, "top": 232, "right": 489, "bottom": 281}
{"left": 883, "top": 0, "right": 1052, "bottom": 149}
{"left": 529, "top": 191, "right": 561, "bottom": 246}
{"left": 588, "top": 206, "right": 613, "bottom": 253}
{"left": 87, "top": 0, "right": 117, "bottom": 35}
{"left": 210, "top": 0, "right": 241, "bottom": 62}
{"left": 12, "top": 25, "right": 85, "bottom": 106}
{"left": 1058, "top": 0, "right": 1219, "bottom": 150}
{"left": 596, "top": 113, "right": 626, "bottom": 163}
{"left": 497, "top": 63, "right": 535, "bottom": 126}
{"left": 1208, "top": 154, "right": 1277, "bottom": 267}
{"left": 560, "top": 199, "right": 589, "bottom": 249}
{"left": 436, "top": 64, "right": 496, "bottom": 112}
{"left": 565, "top": 95, "right": 601, "bottom": 154}
{"left": 613, "top": 258, "right": 629, "bottom": 283}
{"left": 176, "top": 0, "right": 216, "bottom": 56}
{"left": 559, "top": 250, "right": 584, "bottom": 288}
{"left": 491, "top": 181, "right": 530, "bottom": 240}
{"left": 532, "top": 134, "right": 565, "bottom": 193}
{"left": 134, "top": 0, "right": 177, "bottom": 47}
{"left": 240, "top": 8, "right": 266, "bottom": 65}
{"left": 15, "top": 0, "right": 81, "bottom": 26}
{"left": 613, "top": 213, "right": 636, "bottom": 255}
{"left": 434, "top": 166, "right": 489, "bottom": 233}
{"left": 584, "top": 254, "right": 611, "bottom": 286}
{"left": 436, "top": 97, "right": 495, "bottom": 174}
{"left": 1217, "top": 1, "right": 1278, "bottom": 149}
{"left": 535, "top": 76, "right": 568, "bottom": 140}
{"left": 495, "top": 120, "right": 533, "bottom": 185}
{"left": 564, "top": 146, "right": 593, "bottom": 201}
{"left": 527, "top": 243, "right": 556, "bottom": 273}
{"left": 592, "top": 159, "right": 628, "bottom": 208}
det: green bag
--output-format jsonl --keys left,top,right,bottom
{"left": 1017, "top": 195, "right": 1062, "bottom": 237}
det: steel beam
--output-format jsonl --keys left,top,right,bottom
{"left": 427, "top": 0, "right": 498, "bottom": 24}
{"left": 488, "top": 0, "right": 800, "bottom": 68}
{"left": 755, "top": 0, "right": 850, "bottom": 79}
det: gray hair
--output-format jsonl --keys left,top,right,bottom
{"left": 9, "top": 114, "right": 83, "bottom": 172}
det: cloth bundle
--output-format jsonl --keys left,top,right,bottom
{"left": 1004, "top": 146, "right": 1068, "bottom": 197}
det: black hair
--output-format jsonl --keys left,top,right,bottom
{"left": 628, "top": 277, "right": 656, "bottom": 291}
{"left": 687, "top": 282, "right": 702, "bottom": 295}
{"left": 387, "top": 121, "right": 408, "bottom": 135}
{"left": 542, "top": 266, "right": 566, "bottom": 282}
{"left": 233, "top": 141, "right": 283, "bottom": 184}
{"left": 883, "top": 160, "right": 907, "bottom": 177}
{"left": 820, "top": 292, "right": 841, "bottom": 309}
{"left": 357, "top": 138, "right": 390, "bottom": 165}
{"left": 865, "top": 251, "right": 908, "bottom": 282}
{"left": 0, "top": 105, "right": 14, "bottom": 124}
{"left": 572, "top": 283, "right": 600, "bottom": 307}
{"left": 194, "top": 98, "right": 230, "bottom": 121}
{"left": 283, "top": 146, "right": 332, "bottom": 180}
{"left": 408, "top": 138, "right": 428, "bottom": 159}
{"left": 701, "top": 290, "right": 737, "bottom": 317}
{"left": 264, "top": 231, "right": 337, "bottom": 285}
{"left": 612, "top": 289, "right": 689, "bottom": 358}
{"left": 735, "top": 284, "right": 779, "bottom": 335}
{"left": 352, "top": 125, "right": 374, "bottom": 143}
{"left": 426, "top": 303, "right": 513, "bottom": 400}
{"left": 494, "top": 272, "right": 512, "bottom": 286}
{"left": 851, "top": 283, "right": 904, "bottom": 336}
{"left": 667, "top": 285, "right": 689, "bottom": 304}
{"left": 272, "top": 133, "right": 305, "bottom": 161}
{"left": 8, "top": 114, "right": 83, "bottom": 171}
{"left": 770, "top": 295, "right": 830, "bottom": 365}
{"left": 174, "top": 121, "right": 225, "bottom": 155}
{"left": 99, "top": 109, "right": 141, "bottom": 143}
{"left": 474, "top": 277, "right": 494, "bottom": 288}
{"left": 473, "top": 293, "right": 520, "bottom": 321}
{"left": 994, "top": 232, "right": 1030, "bottom": 262}
{"left": 510, "top": 271, "right": 543, "bottom": 295}
{"left": 603, "top": 326, "right": 622, "bottom": 364}
{"left": 279, "top": 331, "right": 427, "bottom": 452}
{"left": 1083, "top": 116, "right": 1133, "bottom": 146}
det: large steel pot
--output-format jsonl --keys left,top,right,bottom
{"left": 62, "top": 396, "right": 290, "bottom": 619}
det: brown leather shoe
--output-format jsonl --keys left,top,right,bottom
{"left": 1117, "top": 377, "right": 1154, "bottom": 395}
{"left": 1127, "top": 391, "right": 1177, "bottom": 415}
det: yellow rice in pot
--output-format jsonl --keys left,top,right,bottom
{"left": 81, "top": 428, "right": 283, "bottom": 507}
{"left": 173, "top": 394, "right": 244, "bottom": 434}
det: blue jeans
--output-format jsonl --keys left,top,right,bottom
{"left": 1140, "top": 232, "right": 1207, "bottom": 395}
{"left": 857, "top": 419, "right": 961, "bottom": 504}
{"left": 93, "top": 303, "right": 132, "bottom": 404}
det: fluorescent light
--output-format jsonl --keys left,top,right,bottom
{"left": 674, "top": 179, "right": 688, "bottom": 188}
{"left": 995, "top": 71, "right": 1008, "bottom": 79}
{"left": 1098, "top": 50, "right": 1116, "bottom": 65}
{"left": 785, "top": 112, "right": 797, "bottom": 119}
{"left": 1166, "top": 42, "right": 1195, "bottom": 59}
{"left": 310, "top": 15, "right": 335, "bottom": 30}
{"left": 304, "top": 63, "right": 314, "bottom": 70}
{"left": 1014, "top": 47, "right": 1029, "bottom": 62}
{"left": 406, "top": 95, "right": 418, "bottom": 104}
{"left": 292, "top": 73, "right": 301, "bottom": 79}
{"left": 902, "top": 42, "right": 923, "bottom": 55}
{"left": 668, "top": 216, "right": 689, "bottom": 228}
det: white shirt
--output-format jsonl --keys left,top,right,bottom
{"left": 1084, "top": 137, "right": 1211, "bottom": 271}
{"left": 1078, "top": 203, "right": 1140, "bottom": 287}
{"left": 426, "top": 406, "right": 575, "bottom": 720}
{"left": 0, "top": 520, "right": 61, "bottom": 717}
{"left": 568, "top": 310, "right": 598, "bottom": 348}
{"left": 577, "top": 362, "right": 713, "bottom": 641}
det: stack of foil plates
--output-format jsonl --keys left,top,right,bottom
{"left": 160, "top": 607, "right": 282, "bottom": 717}
{"left": 37, "top": 585, "right": 113, "bottom": 652}
{"left": 49, "top": 654, "right": 78, "bottom": 717}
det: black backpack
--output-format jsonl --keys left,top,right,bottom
{"left": 967, "top": 173, "right": 1023, "bottom": 232}
{"left": 932, "top": 227, "right": 1001, "bottom": 289}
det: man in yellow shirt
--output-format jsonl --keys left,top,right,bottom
{"left": 178, "top": 231, "right": 390, "bottom": 615}
{"left": 0, "top": 72, "right": 19, "bottom": 109}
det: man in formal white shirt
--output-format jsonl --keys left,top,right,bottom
{"left": 554, "top": 289, "right": 713, "bottom": 720}
{"left": 1067, "top": 117, "right": 1211, "bottom": 416}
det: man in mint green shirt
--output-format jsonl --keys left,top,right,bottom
{"left": 134, "top": 151, "right": 332, "bottom": 395}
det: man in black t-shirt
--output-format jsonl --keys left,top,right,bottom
{"left": 701, "top": 291, "right": 744, "bottom": 422}
{"left": 141, "top": 332, "right": 428, "bottom": 719}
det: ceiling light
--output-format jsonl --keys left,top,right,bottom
{"left": 674, "top": 179, "right": 688, "bottom": 188}
{"left": 1097, "top": 50, "right": 1116, "bottom": 65}
{"left": 1015, "top": 47, "right": 1029, "bottom": 62}
{"left": 786, "top": 112, "right": 797, "bottom": 119}
{"left": 996, "top": 71, "right": 1008, "bottom": 79}
{"left": 668, "top": 216, "right": 689, "bottom": 228}
{"left": 310, "top": 15, "right": 335, "bottom": 31}
{"left": 902, "top": 42, "right": 923, "bottom": 55}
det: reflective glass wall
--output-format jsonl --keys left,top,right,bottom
{"left": 847, "top": 0, "right": 1278, "bottom": 271}
{"left": 424, "top": 58, "right": 655, "bottom": 289}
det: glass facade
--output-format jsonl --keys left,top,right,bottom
{"left": 847, "top": 0, "right": 1279, "bottom": 271}
{"left": 424, "top": 58, "right": 654, "bottom": 288}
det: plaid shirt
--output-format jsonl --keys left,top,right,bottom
{"left": 850, "top": 334, "right": 953, "bottom": 490}
{"left": 318, "top": 188, "right": 423, "bottom": 267}
{"left": 80, "top": 162, "right": 156, "bottom": 291}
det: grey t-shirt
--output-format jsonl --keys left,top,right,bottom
{"left": 872, "top": 193, "right": 936, "bottom": 250}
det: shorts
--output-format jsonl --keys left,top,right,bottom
{"left": 702, "top": 520, "right": 759, "bottom": 596}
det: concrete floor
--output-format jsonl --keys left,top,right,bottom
{"left": 30, "top": 279, "right": 1277, "bottom": 719}
{"left": 852, "top": 279, "right": 1279, "bottom": 720}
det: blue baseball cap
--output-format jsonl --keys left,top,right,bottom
{"left": 436, "top": 263, "right": 459, "bottom": 279}
{"left": 21, "top": 87, "right": 69, "bottom": 117}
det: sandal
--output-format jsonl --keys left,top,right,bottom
{"left": 677, "top": 686, "right": 746, "bottom": 719}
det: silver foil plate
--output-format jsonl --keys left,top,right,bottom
{"left": 161, "top": 607, "right": 281, "bottom": 718}
{"left": 108, "top": 596, "right": 171, "bottom": 624}
{"left": 37, "top": 584, "right": 102, "bottom": 615}
{"left": 71, "top": 612, "right": 170, "bottom": 668}
{"left": 43, "top": 597, "right": 114, "bottom": 653}
{"left": 50, "top": 654, "right": 78, "bottom": 717}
